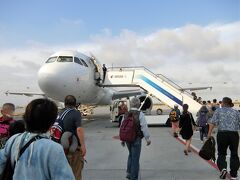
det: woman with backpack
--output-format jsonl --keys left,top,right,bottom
{"left": 196, "top": 104, "right": 210, "bottom": 143}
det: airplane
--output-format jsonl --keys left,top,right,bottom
{"left": 6, "top": 50, "right": 146, "bottom": 114}
{"left": 6, "top": 50, "right": 212, "bottom": 115}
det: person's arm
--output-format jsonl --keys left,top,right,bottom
{"left": 139, "top": 112, "right": 151, "bottom": 145}
{"left": 76, "top": 127, "right": 86, "bottom": 157}
{"left": 190, "top": 113, "right": 197, "bottom": 127}
{"left": 207, "top": 123, "right": 215, "bottom": 138}
{"left": 207, "top": 110, "right": 218, "bottom": 138}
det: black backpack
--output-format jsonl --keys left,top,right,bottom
{"left": 199, "top": 136, "right": 216, "bottom": 162}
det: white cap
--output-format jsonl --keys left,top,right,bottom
{"left": 174, "top": 104, "right": 178, "bottom": 108}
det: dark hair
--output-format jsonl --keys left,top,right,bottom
{"left": 9, "top": 120, "right": 25, "bottom": 137}
{"left": 2, "top": 103, "right": 15, "bottom": 110}
{"left": 202, "top": 101, "right": 206, "bottom": 105}
{"left": 213, "top": 99, "right": 217, "bottom": 103}
{"left": 23, "top": 98, "right": 58, "bottom": 133}
{"left": 222, "top": 97, "right": 233, "bottom": 107}
{"left": 64, "top": 95, "right": 77, "bottom": 107}
{"left": 182, "top": 104, "right": 189, "bottom": 110}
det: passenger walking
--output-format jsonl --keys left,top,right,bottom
{"left": 102, "top": 64, "right": 107, "bottom": 83}
{"left": 208, "top": 97, "right": 240, "bottom": 180}
{"left": 196, "top": 102, "right": 209, "bottom": 143}
{"left": 0, "top": 103, "right": 15, "bottom": 148}
{"left": 169, "top": 104, "right": 181, "bottom": 137}
{"left": 121, "top": 97, "right": 151, "bottom": 180}
{"left": 59, "top": 95, "right": 86, "bottom": 180}
{"left": 179, "top": 104, "right": 196, "bottom": 155}
{"left": 0, "top": 98, "right": 74, "bottom": 179}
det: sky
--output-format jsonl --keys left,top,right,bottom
{"left": 0, "top": 0, "right": 239, "bottom": 106}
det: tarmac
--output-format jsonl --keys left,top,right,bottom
{"left": 81, "top": 106, "right": 240, "bottom": 180}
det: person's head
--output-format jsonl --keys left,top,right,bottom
{"left": 64, "top": 95, "right": 77, "bottom": 108}
{"left": 9, "top": 120, "right": 25, "bottom": 137}
{"left": 103, "top": 64, "right": 105, "bottom": 67}
{"left": 1, "top": 103, "right": 15, "bottom": 119}
{"left": 174, "top": 104, "right": 178, "bottom": 110}
{"left": 222, "top": 97, "right": 233, "bottom": 107}
{"left": 182, "top": 104, "right": 189, "bottom": 112}
{"left": 23, "top": 98, "right": 58, "bottom": 133}
{"left": 130, "top": 97, "right": 141, "bottom": 109}
{"left": 202, "top": 101, "right": 207, "bottom": 105}
{"left": 213, "top": 99, "right": 217, "bottom": 103}
{"left": 207, "top": 100, "right": 211, "bottom": 104}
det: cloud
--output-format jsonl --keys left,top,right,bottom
{"left": 0, "top": 21, "right": 239, "bottom": 105}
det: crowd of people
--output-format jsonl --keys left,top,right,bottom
{"left": 0, "top": 95, "right": 239, "bottom": 180}
{"left": 168, "top": 97, "right": 240, "bottom": 180}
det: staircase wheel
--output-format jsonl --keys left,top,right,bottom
{"left": 156, "top": 108, "right": 163, "bottom": 115}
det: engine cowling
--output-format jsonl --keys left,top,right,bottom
{"left": 138, "top": 95, "right": 153, "bottom": 115}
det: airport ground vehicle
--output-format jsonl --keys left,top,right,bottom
{"left": 110, "top": 99, "right": 130, "bottom": 126}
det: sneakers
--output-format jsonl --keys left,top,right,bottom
{"left": 184, "top": 150, "right": 188, "bottom": 155}
{"left": 173, "top": 132, "right": 178, "bottom": 138}
{"left": 219, "top": 169, "right": 227, "bottom": 179}
{"left": 230, "top": 177, "right": 238, "bottom": 180}
{"left": 126, "top": 173, "right": 130, "bottom": 179}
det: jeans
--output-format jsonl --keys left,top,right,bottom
{"left": 126, "top": 138, "right": 142, "bottom": 180}
{"left": 199, "top": 126, "right": 208, "bottom": 141}
{"left": 217, "top": 131, "right": 239, "bottom": 177}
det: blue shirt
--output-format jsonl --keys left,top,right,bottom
{"left": 0, "top": 132, "right": 74, "bottom": 180}
{"left": 208, "top": 107, "right": 240, "bottom": 132}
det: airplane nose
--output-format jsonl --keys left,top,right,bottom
{"left": 38, "top": 64, "right": 60, "bottom": 97}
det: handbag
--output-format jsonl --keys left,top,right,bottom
{"left": 1, "top": 135, "right": 44, "bottom": 180}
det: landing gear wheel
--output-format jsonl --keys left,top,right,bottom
{"left": 156, "top": 108, "right": 163, "bottom": 115}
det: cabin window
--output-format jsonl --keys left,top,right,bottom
{"left": 74, "top": 57, "right": 83, "bottom": 65}
{"left": 46, "top": 56, "right": 57, "bottom": 63}
{"left": 57, "top": 56, "right": 73, "bottom": 62}
{"left": 80, "top": 59, "right": 88, "bottom": 67}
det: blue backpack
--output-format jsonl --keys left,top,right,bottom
{"left": 198, "top": 110, "right": 208, "bottom": 127}
{"left": 50, "top": 109, "right": 73, "bottom": 143}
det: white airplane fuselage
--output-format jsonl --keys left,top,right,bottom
{"left": 38, "top": 50, "right": 112, "bottom": 105}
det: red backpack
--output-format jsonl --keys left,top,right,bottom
{"left": 119, "top": 111, "right": 139, "bottom": 143}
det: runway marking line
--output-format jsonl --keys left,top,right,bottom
{"left": 175, "top": 136, "right": 231, "bottom": 180}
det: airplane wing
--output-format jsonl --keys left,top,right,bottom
{"left": 180, "top": 86, "right": 212, "bottom": 91}
{"left": 112, "top": 90, "right": 142, "bottom": 100}
{"left": 5, "top": 91, "right": 45, "bottom": 97}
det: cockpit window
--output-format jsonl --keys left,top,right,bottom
{"left": 74, "top": 57, "right": 83, "bottom": 65}
{"left": 80, "top": 59, "right": 88, "bottom": 67}
{"left": 57, "top": 56, "right": 73, "bottom": 62}
{"left": 46, "top": 56, "right": 57, "bottom": 63}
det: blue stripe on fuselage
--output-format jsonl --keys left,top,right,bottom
{"left": 137, "top": 75, "right": 183, "bottom": 106}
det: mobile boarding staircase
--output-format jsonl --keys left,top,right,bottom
{"left": 103, "top": 67, "right": 202, "bottom": 114}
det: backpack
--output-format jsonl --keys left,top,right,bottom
{"left": 119, "top": 111, "right": 140, "bottom": 143}
{"left": 197, "top": 111, "right": 208, "bottom": 127}
{"left": 170, "top": 110, "right": 178, "bottom": 122}
{"left": 50, "top": 109, "right": 73, "bottom": 143}
{"left": 199, "top": 136, "right": 216, "bottom": 162}
{"left": 1, "top": 135, "right": 44, "bottom": 180}
{"left": 0, "top": 120, "right": 14, "bottom": 148}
